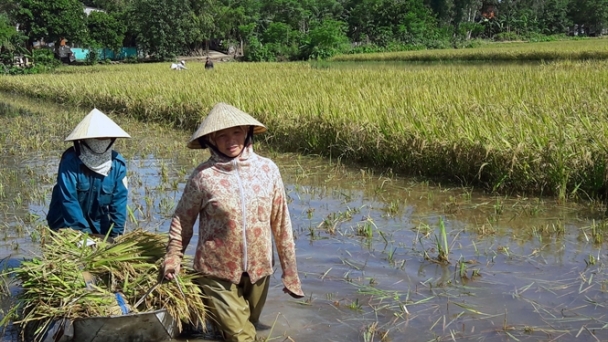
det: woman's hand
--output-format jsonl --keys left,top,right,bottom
{"left": 91, "top": 234, "right": 115, "bottom": 244}
{"left": 161, "top": 255, "right": 181, "bottom": 280}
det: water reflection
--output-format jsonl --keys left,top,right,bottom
{"left": 0, "top": 98, "right": 606, "bottom": 341}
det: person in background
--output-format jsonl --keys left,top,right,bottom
{"left": 171, "top": 60, "right": 187, "bottom": 70}
{"left": 161, "top": 102, "right": 304, "bottom": 341}
{"left": 204, "top": 57, "right": 214, "bottom": 70}
{"left": 47, "top": 108, "right": 131, "bottom": 239}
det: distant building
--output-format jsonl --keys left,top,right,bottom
{"left": 83, "top": 6, "right": 105, "bottom": 16}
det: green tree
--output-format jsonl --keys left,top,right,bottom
{"left": 209, "top": 0, "right": 261, "bottom": 54}
{"left": 13, "top": 0, "right": 88, "bottom": 46}
{"left": 427, "top": 0, "right": 455, "bottom": 26}
{"left": 261, "top": 22, "right": 294, "bottom": 45}
{"left": 130, "top": 0, "right": 192, "bottom": 60}
{"left": 346, "top": 0, "right": 440, "bottom": 46}
{"left": 495, "top": 0, "right": 543, "bottom": 36}
{"left": 569, "top": 0, "right": 608, "bottom": 36}
{"left": 258, "top": 21, "right": 301, "bottom": 60}
{"left": 83, "top": 0, "right": 133, "bottom": 12}
{"left": 0, "top": 0, "right": 19, "bottom": 16}
{"left": 300, "top": 19, "right": 349, "bottom": 59}
{"left": 189, "top": 0, "right": 217, "bottom": 52}
{"left": 541, "top": 0, "right": 571, "bottom": 34}
{"left": 87, "top": 11, "right": 126, "bottom": 52}
{"left": 0, "top": 12, "right": 26, "bottom": 68}
{"left": 0, "top": 13, "right": 17, "bottom": 50}
{"left": 452, "top": 0, "right": 482, "bottom": 38}
{"left": 260, "top": 0, "right": 306, "bottom": 31}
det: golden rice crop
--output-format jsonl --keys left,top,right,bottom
{"left": 330, "top": 39, "right": 608, "bottom": 62}
{"left": 1, "top": 46, "right": 608, "bottom": 200}
{"left": 0, "top": 228, "right": 205, "bottom": 341}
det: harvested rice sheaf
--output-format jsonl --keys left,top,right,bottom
{"left": 0, "top": 228, "right": 206, "bottom": 341}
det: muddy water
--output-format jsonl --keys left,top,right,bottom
{"left": 0, "top": 97, "right": 607, "bottom": 342}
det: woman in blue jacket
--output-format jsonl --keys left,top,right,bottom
{"left": 47, "top": 108, "right": 131, "bottom": 238}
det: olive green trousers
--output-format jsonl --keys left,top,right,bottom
{"left": 197, "top": 273, "right": 270, "bottom": 342}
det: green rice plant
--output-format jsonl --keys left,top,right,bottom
{"left": 14, "top": 193, "right": 22, "bottom": 206}
{"left": 126, "top": 205, "right": 138, "bottom": 225}
{"left": 589, "top": 220, "right": 604, "bottom": 244}
{"left": 458, "top": 258, "right": 468, "bottom": 280}
{"left": 159, "top": 160, "right": 169, "bottom": 184}
{"left": 319, "top": 209, "right": 357, "bottom": 235}
{"left": 258, "top": 313, "right": 281, "bottom": 342}
{"left": 361, "top": 322, "right": 389, "bottom": 342}
{"left": 158, "top": 196, "right": 175, "bottom": 218}
{"left": 356, "top": 221, "right": 374, "bottom": 239}
{"left": 476, "top": 222, "right": 497, "bottom": 236}
{"left": 377, "top": 230, "right": 389, "bottom": 245}
{"left": 170, "top": 179, "right": 180, "bottom": 190}
{"left": 143, "top": 195, "right": 154, "bottom": 220}
{"left": 383, "top": 200, "right": 399, "bottom": 216}
{"left": 432, "top": 217, "right": 449, "bottom": 264}
{"left": 585, "top": 254, "right": 596, "bottom": 266}
{"left": 295, "top": 292, "right": 314, "bottom": 306}
{"left": 305, "top": 225, "right": 318, "bottom": 241}
{"left": 494, "top": 198, "right": 504, "bottom": 215}
{"left": 306, "top": 207, "right": 315, "bottom": 219}
{"left": 0, "top": 257, "right": 10, "bottom": 296}
{"left": 348, "top": 298, "right": 362, "bottom": 312}
{"left": 387, "top": 248, "right": 398, "bottom": 267}
{"left": 343, "top": 270, "right": 353, "bottom": 283}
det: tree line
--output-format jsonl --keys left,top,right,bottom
{"left": 0, "top": 0, "right": 607, "bottom": 64}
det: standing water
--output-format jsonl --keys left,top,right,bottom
{"left": 0, "top": 96, "right": 606, "bottom": 342}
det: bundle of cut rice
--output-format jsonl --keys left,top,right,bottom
{"left": 0, "top": 228, "right": 205, "bottom": 342}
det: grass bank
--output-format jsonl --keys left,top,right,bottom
{"left": 1, "top": 59, "right": 608, "bottom": 200}
{"left": 330, "top": 39, "right": 608, "bottom": 62}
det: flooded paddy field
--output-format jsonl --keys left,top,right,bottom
{"left": 0, "top": 95, "right": 606, "bottom": 342}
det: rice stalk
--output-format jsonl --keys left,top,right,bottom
{"left": 3, "top": 56, "right": 608, "bottom": 200}
{"left": 0, "top": 228, "right": 206, "bottom": 341}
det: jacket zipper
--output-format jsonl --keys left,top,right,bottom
{"left": 85, "top": 172, "right": 96, "bottom": 232}
{"left": 233, "top": 159, "right": 248, "bottom": 272}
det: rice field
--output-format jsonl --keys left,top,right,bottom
{"left": 330, "top": 38, "right": 608, "bottom": 62}
{"left": 0, "top": 96, "right": 606, "bottom": 341}
{"left": 2, "top": 46, "right": 608, "bottom": 202}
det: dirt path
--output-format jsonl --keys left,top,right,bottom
{"left": 178, "top": 50, "right": 234, "bottom": 62}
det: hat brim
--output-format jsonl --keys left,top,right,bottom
{"left": 187, "top": 125, "right": 266, "bottom": 149}
{"left": 186, "top": 103, "right": 267, "bottom": 149}
{"left": 65, "top": 109, "right": 131, "bottom": 141}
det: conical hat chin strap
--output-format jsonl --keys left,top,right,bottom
{"left": 198, "top": 126, "right": 254, "bottom": 158}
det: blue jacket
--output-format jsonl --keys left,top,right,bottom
{"left": 46, "top": 147, "right": 128, "bottom": 237}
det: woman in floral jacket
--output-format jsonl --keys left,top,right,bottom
{"left": 162, "top": 102, "right": 304, "bottom": 341}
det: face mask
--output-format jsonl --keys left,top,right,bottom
{"left": 84, "top": 138, "right": 112, "bottom": 154}
{"left": 79, "top": 139, "right": 113, "bottom": 176}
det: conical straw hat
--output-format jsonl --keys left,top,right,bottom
{"left": 65, "top": 108, "right": 131, "bottom": 141}
{"left": 187, "top": 102, "right": 266, "bottom": 149}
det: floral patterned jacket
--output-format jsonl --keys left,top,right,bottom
{"left": 164, "top": 145, "right": 303, "bottom": 297}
